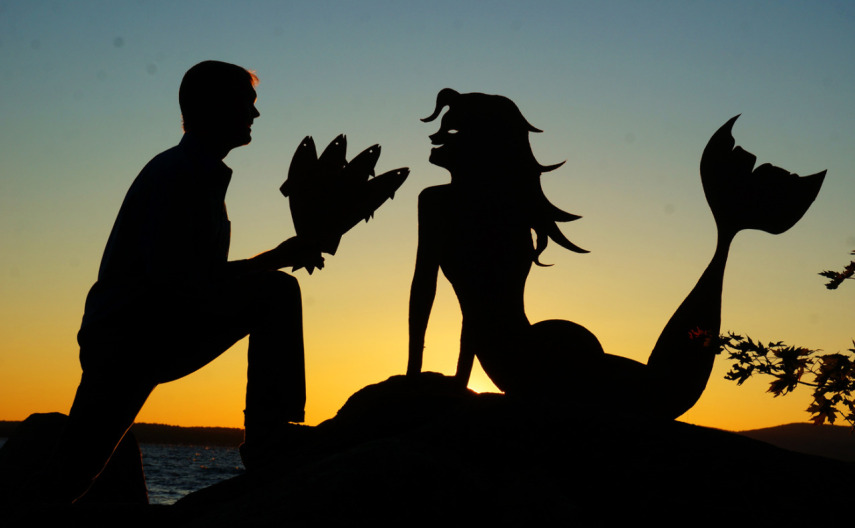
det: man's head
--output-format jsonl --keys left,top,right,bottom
{"left": 179, "top": 61, "right": 260, "bottom": 154}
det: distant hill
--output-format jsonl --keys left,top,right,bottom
{"left": 130, "top": 423, "right": 243, "bottom": 447}
{"left": 0, "top": 420, "right": 243, "bottom": 447}
{"left": 738, "top": 422, "right": 855, "bottom": 462}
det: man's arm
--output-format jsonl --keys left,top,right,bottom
{"left": 226, "top": 236, "right": 324, "bottom": 275}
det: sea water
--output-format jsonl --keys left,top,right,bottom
{"left": 141, "top": 444, "right": 244, "bottom": 505}
{"left": 0, "top": 439, "right": 242, "bottom": 505}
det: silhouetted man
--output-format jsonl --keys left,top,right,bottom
{"left": 50, "top": 60, "right": 321, "bottom": 502}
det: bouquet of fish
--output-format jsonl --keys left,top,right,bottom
{"left": 281, "top": 135, "right": 409, "bottom": 271}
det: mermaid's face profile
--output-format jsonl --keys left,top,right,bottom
{"left": 429, "top": 109, "right": 471, "bottom": 174}
{"left": 422, "top": 88, "right": 542, "bottom": 180}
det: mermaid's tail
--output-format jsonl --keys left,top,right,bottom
{"left": 700, "top": 116, "right": 825, "bottom": 236}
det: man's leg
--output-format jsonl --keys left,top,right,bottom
{"left": 147, "top": 270, "right": 307, "bottom": 457}
{"left": 53, "top": 269, "right": 307, "bottom": 494}
{"left": 240, "top": 272, "right": 308, "bottom": 457}
{"left": 43, "top": 373, "right": 153, "bottom": 503}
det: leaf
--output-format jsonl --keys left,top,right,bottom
{"left": 767, "top": 372, "right": 801, "bottom": 397}
{"left": 725, "top": 364, "right": 754, "bottom": 386}
{"left": 807, "top": 395, "right": 838, "bottom": 425}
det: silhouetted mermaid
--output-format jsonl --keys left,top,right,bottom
{"left": 407, "top": 88, "right": 825, "bottom": 419}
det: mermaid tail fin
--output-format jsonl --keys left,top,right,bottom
{"left": 700, "top": 116, "right": 825, "bottom": 236}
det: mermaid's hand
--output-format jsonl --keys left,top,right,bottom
{"left": 700, "top": 116, "right": 825, "bottom": 236}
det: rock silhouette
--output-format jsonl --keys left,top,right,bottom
{"left": 171, "top": 374, "right": 851, "bottom": 526}
{"left": 0, "top": 413, "right": 148, "bottom": 504}
{"left": 3, "top": 376, "right": 852, "bottom": 525}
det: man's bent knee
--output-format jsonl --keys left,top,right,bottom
{"left": 255, "top": 270, "right": 302, "bottom": 309}
{"left": 265, "top": 270, "right": 301, "bottom": 295}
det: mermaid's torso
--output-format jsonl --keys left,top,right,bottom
{"left": 420, "top": 183, "right": 606, "bottom": 393}
{"left": 423, "top": 185, "right": 533, "bottom": 338}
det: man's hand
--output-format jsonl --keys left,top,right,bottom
{"left": 254, "top": 236, "right": 324, "bottom": 274}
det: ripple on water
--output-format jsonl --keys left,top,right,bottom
{"left": 141, "top": 444, "right": 244, "bottom": 505}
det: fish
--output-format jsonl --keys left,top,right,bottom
{"left": 282, "top": 135, "right": 410, "bottom": 259}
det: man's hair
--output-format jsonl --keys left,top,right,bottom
{"left": 179, "top": 60, "right": 259, "bottom": 132}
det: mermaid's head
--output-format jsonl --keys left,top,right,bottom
{"left": 423, "top": 89, "right": 588, "bottom": 261}
{"left": 421, "top": 88, "right": 556, "bottom": 177}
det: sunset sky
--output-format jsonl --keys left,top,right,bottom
{"left": 1, "top": 1, "right": 853, "bottom": 432}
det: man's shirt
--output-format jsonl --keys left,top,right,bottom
{"left": 80, "top": 133, "right": 233, "bottom": 333}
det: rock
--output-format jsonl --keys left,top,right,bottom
{"left": 175, "top": 374, "right": 854, "bottom": 525}
{"left": 0, "top": 412, "right": 148, "bottom": 505}
{"left": 5, "top": 375, "right": 851, "bottom": 525}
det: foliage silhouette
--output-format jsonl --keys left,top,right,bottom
{"left": 819, "top": 250, "right": 855, "bottom": 290}
{"left": 723, "top": 333, "right": 855, "bottom": 428}
{"left": 725, "top": 249, "right": 855, "bottom": 428}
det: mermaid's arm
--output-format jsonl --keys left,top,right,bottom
{"left": 455, "top": 340, "right": 475, "bottom": 385}
{"left": 407, "top": 191, "right": 441, "bottom": 376}
{"left": 407, "top": 254, "right": 437, "bottom": 375}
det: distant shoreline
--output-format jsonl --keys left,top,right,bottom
{"left": 0, "top": 420, "right": 243, "bottom": 447}
{"left": 2, "top": 420, "right": 851, "bottom": 460}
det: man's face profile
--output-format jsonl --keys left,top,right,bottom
{"left": 212, "top": 84, "right": 260, "bottom": 150}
